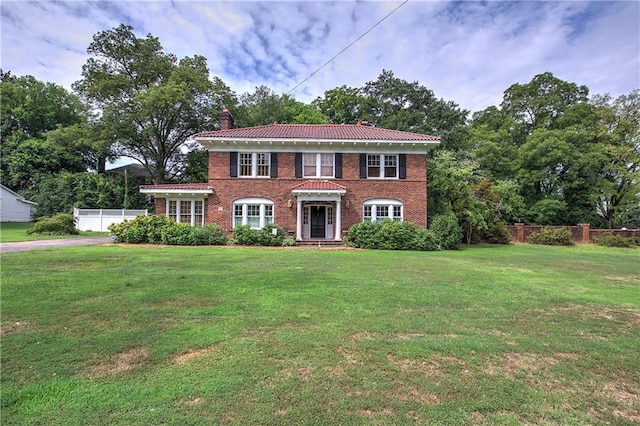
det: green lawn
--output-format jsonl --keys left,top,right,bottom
{"left": 0, "top": 222, "right": 107, "bottom": 242}
{"left": 1, "top": 244, "right": 638, "bottom": 425}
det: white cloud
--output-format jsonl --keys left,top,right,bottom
{"left": 1, "top": 0, "right": 638, "bottom": 115}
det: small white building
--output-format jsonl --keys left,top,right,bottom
{"left": 0, "top": 184, "right": 37, "bottom": 222}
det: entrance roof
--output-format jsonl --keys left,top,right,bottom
{"left": 292, "top": 180, "right": 346, "bottom": 197}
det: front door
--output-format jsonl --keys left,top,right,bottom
{"left": 310, "top": 206, "right": 326, "bottom": 238}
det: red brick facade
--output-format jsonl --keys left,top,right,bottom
{"left": 200, "top": 152, "right": 427, "bottom": 235}
{"left": 141, "top": 120, "right": 439, "bottom": 241}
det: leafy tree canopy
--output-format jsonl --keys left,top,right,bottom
{"left": 74, "top": 24, "right": 237, "bottom": 183}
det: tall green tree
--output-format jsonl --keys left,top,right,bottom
{"left": 234, "top": 85, "right": 328, "bottom": 127}
{"left": 590, "top": 90, "right": 640, "bottom": 228}
{"left": 74, "top": 24, "right": 237, "bottom": 183}
{"left": 314, "top": 70, "right": 469, "bottom": 151}
{"left": 0, "top": 72, "right": 86, "bottom": 191}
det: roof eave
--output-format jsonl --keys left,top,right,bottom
{"left": 196, "top": 137, "right": 440, "bottom": 153}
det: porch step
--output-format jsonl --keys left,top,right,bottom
{"left": 297, "top": 240, "right": 345, "bottom": 247}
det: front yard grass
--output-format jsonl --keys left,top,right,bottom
{"left": 1, "top": 244, "right": 638, "bottom": 425}
{"left": 0, "top": 222, "right": 107, "bottom": 242}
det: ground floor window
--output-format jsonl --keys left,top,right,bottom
{"left": 233, "top": 198, "right": 274, "bottom": 229}
{"left": 166, "top": 199, "right": 205, "bottom": 226}
{"left": 363, "top": 199, "right": 403, "bottom": 223}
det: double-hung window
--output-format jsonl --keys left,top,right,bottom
{"left": 166, "top": 199, "right": 205, "bottom": 226}
{"left": 233, "top": 198, "right": 274, "bottom": 229}
{"left": 303, "top": 153, "right": 334, "bottom": 178}
{"left": 367, "top": 154, "right": 398, "bottom": 178}
{"left": 239, "top": 153, "right": 270, "bottom": 177}
{"left": 363, "top": 199, "right": 403, "bottom": 223}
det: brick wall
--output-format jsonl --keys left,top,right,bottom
{"left": 200, "top": 152, "right": 428, "bottom": 235}
{"left": 506, "top": 223, "right": 640, "bottom": 244}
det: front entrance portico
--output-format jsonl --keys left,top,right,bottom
{"left": 292, "top": 181, "right": 346, "bottom": 241}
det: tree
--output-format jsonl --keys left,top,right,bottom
{"left": 23, "top": 172, "right": 150, "bottom": 217}
{"left": 314, "top": 70, "right": 469, "bottom": 150}
{"left": 313, "top": 85, "right": 367, "bottom": 124}
{"left": 74, "top": 24, "right": 237, "bottom": 183}
{"left": 428, "top": 150, "right": 517, "bottom": 243}
{"left": 0, "top": 73, "right": 86, "bottom": 191}
{"left": 590, "top": 90, "right": 640, "bottom": 228}
{"left": 234, "top": 85, "right": 328, "bottom": 127}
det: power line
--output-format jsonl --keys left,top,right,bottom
{"left": 286, "top": 0, "right": 409, "bottom": 95}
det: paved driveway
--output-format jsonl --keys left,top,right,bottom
{"left": 0, "top": 237, "right": 112, "bottom": 253}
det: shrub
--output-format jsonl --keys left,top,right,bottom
{"left": 232, "top": 224, "right": 288, "bottom": 246}
{"left": 195, "top": 224, "right": 228, "bottom": 246}
{"left": 377, "top": 220, "right": 416, "bottom": 250}
{"left": 159, "top": 223, "right": 194, "bottom": 245}
{"left": 232, "top": 225, "right": 259, "bottom": 245}
{"left": 345, "top": 221, "right": 381, "bottom": 249}
{"left": 483, "top": 222, "right": 511, "bottom": 244}
{"left": 410, "top": 227, "right": 439, "bottom": 251}
{"left": 257, "top": 223, "right": 287, "bottom": 246}
{"left": 527, "top": 227, "right": 574, "bottom": 246}
{"left": 429, "top": 213, "right": 463, "bottom": 250}
{"left": 109, "top": 214, "right": 174, "bottom": 244}
{"left": 27, "top": 213, "right": 78, "bottom": 235}
{"left": 346, "top": 220, "right": 450, "bottom": 251}
{"left": 592, "top": 233, "right": 639, "bottom": 248}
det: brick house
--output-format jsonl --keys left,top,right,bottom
{"left": 140, "top": 110, "right": 440, "bottom": 242}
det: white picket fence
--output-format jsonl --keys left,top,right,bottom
{"left": 74, "top": 208, "right": 148, "bottom": 232}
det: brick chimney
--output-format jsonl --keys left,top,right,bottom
{"left": 220, "top": 108, "right": 234, "bottom": 130}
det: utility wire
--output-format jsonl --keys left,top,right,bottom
{"left": 286, "top": 0, "right": 409, "bottom": 95}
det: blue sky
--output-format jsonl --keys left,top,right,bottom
{"left": 1, "top": 0, "right": 638, "bottom": 114}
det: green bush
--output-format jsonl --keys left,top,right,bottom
{"left": 410, "top": 227, "right": 439, "bottom": 251}
{"left": 232, "top": 225, "right": 259, "bottom": 245}
{"left": 346, "top": 220, "right": 449, "bottom": 251}
{"left": 377, "top": 220, "right": 415, "bottom": 250}
{"left": 483, "top": 222, "right": 511, "bottom": 244}
{"left": 109, "top": 215, "right": 227, "bottom": 246}
{"left": 592, "top": 233, "right": 639, "bottom": 248}
{"left": 27, "top": 213, "right": 78, "bottom": 235}
{"left": 109, "top": 214, "right": 174, "bottom": 244}
{"left": 196, "top": 224, "right": 228, "bottom": 246}
{"left": 161, "top": 223, "right": 195, "bottom": 245}
{"left": 527, "top": 227, "right": 574, "bottom": 246}
{"left": 429, "top": 213, "right": 463, "bottom": 250}
{"left": 232, "top": 224, "right": 288, "bottom": 246}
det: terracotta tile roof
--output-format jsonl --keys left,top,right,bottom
{"left": 292, "top": 180, "right": 347, "bottom": 191}
{"left": 195, "top": 123, "right": 439, "bottom": 141}
{"left": 140, "top": 183, "right": 213, "bottom": 191}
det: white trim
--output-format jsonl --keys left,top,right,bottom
{"left": 165, "top": 199, "right": 205, "bottom": 226}
{"left": 197, "top": 138, "right": 439, "bottom": 154}
{"left": 140, "top": 188, "right": 213, "bottom": 196}
{"left": 363, "top": 199, "right": 404, "bottom": 223}
{"left": 232, "top": 197, "right": 274, "bottom": 229}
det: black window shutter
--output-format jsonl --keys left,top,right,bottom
{"left": 295, "top": 153, "right": 302, "bottom": 178}
{"left": 335, "top": 153, "right": 342, "bottom": 178}
{"left": 270, "top": 153, "right": 278, "bottom": 178}
{"left": 399, "top": 154, "right": 407, "bottom": 179}
{"left": 230, "top": 152, "right": 238, "bottom": 177}
{"left": 359, "top": 154, "right": 367, "bottom": 178}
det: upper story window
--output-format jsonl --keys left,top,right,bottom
{"left": 360, "top": 154, "right": 406, "bottom": 179}
{"left": 367, "top": 154, "right": 398, "bottom": 178}
{"left": 363, "top": 199, "right": 403, "bottom": 223}
{"left": 230, "top": 152, "right": 277, "bottom": 178}
{"left": 239, "top": 153, "right": 270, "bottom": 177}
{"left": 302, "top": 153, "right": 334, "bottom": 178}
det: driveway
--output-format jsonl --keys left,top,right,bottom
{"left": 0, "top": 237, "right": 112, "bottom": 253}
